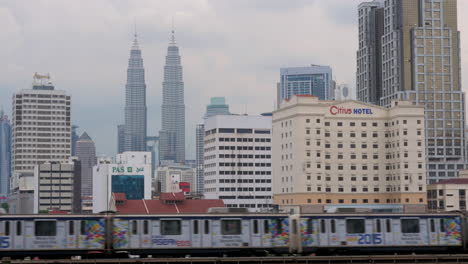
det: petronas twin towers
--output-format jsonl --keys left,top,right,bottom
{"left": 119, "top": 29, "right": 185, "bottom": 164}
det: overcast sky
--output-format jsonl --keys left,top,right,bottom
{"left": 1, "top": 0, "right": 467, "bottom": 159}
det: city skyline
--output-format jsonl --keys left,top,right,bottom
{"left": 0, "top": 0, "right": 467, "bottom": 158}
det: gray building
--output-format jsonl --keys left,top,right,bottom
{"left": 121, "top": 33, "right": 147, "bottom": 152}
{"left": 0, "top": 108, "right": 11, "bottom": 197}
{"left": 356, "top": 0, "right": 466, "bottom": 183}
{"left": 159, "top": 30, "right": 186, "bottom": 164}
{"left": 76, "top": 132, "right": 96, "bottom": 197}
{"left": 278, "top": 65, "right": 333, "bottom": 108}
{"left": 71, "top": 125, "right": 79, "bottom": 156}
{"left": 117, "top": 124, "right": 125, "bottom": 154}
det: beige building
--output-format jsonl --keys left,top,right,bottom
{"left": 273, "top": 95, "right": 427, "bottom": 212}
{"left": 156, "top": 165, "right": 197, "bottom": 194}
{"left": 427, "top": 170, "right": 468, "bottom": 212}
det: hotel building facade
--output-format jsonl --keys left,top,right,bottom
{"left": 273, "top": 95, "right": 427, "bottom": 212}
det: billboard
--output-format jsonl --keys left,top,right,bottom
{"left": 179, "top": 182, "right": 190, "bottom": 192}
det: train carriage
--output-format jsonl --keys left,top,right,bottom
{"left": 0, "top": 215, "right": 107, "bottom": 256}
{"left": 289, "top": 213, "right": 463, "bottom": 254}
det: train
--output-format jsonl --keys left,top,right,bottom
{"left": 0, "top": 211, "right": 465, "bottom": 257}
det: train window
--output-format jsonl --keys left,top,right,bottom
{"left": 275, "top": 219, "right": 282, "bottom": 233}
{"left": 307, "top": 219, "right": 313, "bottom": 234}
{"left": 81, "top": 221, "right": 86, "bottom": 235}
{"left": 35, "top": 221, "right": 56, "bottom": 236}
{"left": 376, "top": 220, "right": 381, "bottom": 233}
{"left": 386, "top": 219, "right": 391, "bottom": 232}
{"left": 221, "top": 220, "right": 241, "bottom": 235}
{"left": 143, "top": 220, "right": 149, "bottom": 235}
{"left": 401, "top": 219, "right": 420, "bottom": 233}
{"left": 253, "top": 220, "right": 259, "bottom": 234}
{"left": 193, "top": 220, "right": 199, "bottom": 234}
{"left": 320, "top": 219, "right": 326, "bottom": 233}
{"left": 292, "top": 220, "right": 298, "bottom": 235}
{"left": 264, "top": 220, "right": 270, "bottom": 234}
{"left": 430, "top": 219, "right": 435, "bottom": 232}
{"left": 4, "top": 221, "right": 9, "bottom": 236}
{"left": 440, "top": 219, "right": 446, "bottom": 232}
{"left": 131, "top": 221, "right": 138, "bottom": 235}
{"left": 204, "top": 220, "right": 210, "bottom": 234}
{"left": 331, "top": 220, "right": 336, "bottom": 233}
{"left": 16, "top": 221, "right": 22, "bottom": 236}
{"left": 69, "top": 221, "right": 74, "bottom": 235}
{"left": 346, "top": 219, "right": 365, "bottom": 234}
{"left": 161, "top": 220, "right": 181, "bottom": 235}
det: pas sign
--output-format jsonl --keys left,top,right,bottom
{"left": 330, "top": 106, "right": 374, "bottom": 115}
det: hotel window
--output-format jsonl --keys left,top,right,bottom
{"left": 350, "top": 143, "right": 356, "bottom": 148}
{"left": 350, "top": 122, "right": 355, "bottom": 127}
{"left": 350, "top": 132, "right": 356, "bottom": 137}
{"left": 306, "top": 129, "right": 310, "bottom": 135}
{"left": 337, "top": 122, "right": 343, "bottom": 127}
{"left": 373, "top": 132, "right": 378, "bottom": 138}
{"left": 361, "top": 122, "right": 367, "bottom": 127}
{"left": 306, "top": 119, "right": 310, "bottom": 123}
{"left": 337, "top": 132, "right": 343, "bottom": 137}
{"left": 372, "top": 122, "right": 378, "bottom": 127}
{"left": 374, "top": 187, "right": 379, "bottom": 192}
{"left": 316, "top": 119, "right": 320, "bottom": 123}
{"left": 325, "top": 122, "right": 330, "bottom": 126}
{"left": 361, "top": 132, "right": 367, "bottom": 138}
{"left": 351, "top": 154, "right": 356, "bottom": 159}
{"left": 338, "top": 153, "right": 343, "bottom": 159}
{"left": 351, "top": 176, "right": 356, "bottom": 181}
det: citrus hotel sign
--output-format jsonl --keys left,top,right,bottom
{"left": 330, "top": 106, "right": 374, "bottom": 115}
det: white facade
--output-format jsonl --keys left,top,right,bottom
{"left": 92, "top": 151, "right": 152, "bottom": 213}
{"left": 427, "top": 170, "right": 468, "bottom": 212}
{"left": 273, "top": 96, "right": 427, "bottom": 211}
{"left": 204, "top": 115, "right": 273, "bottom": 211}
{"left": 156, "top": 165, "right": 196, "bottom": 193}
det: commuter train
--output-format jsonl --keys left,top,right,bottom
{"left": 0, "top": 212, "right": 465, "bottom": 257}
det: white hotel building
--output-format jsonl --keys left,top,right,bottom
{"left": 203, "top": 115, "right": 273, "bottom": 211}
{"left": 273, "top": 95, "right": 427, "bottom": 212}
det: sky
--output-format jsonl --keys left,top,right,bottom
{"left": 1, "top": 0, "right": 467, "bottom": 159}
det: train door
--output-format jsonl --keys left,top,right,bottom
{"left": 428, "top": 218, "right": 439, "bottom": 245}
{"left": 288, "top": 215, "right": 301, "bottom": 253}
{"left": 262, "top": 219, "right": 272, "bottom": 248}
{"left": 13, "top": 221, "right": 23, "bottom": 249}
{"left": 66, "top": 220, "right": 77, "bottom": 249}
{"left": 250, "top": 219, "right": 262, "bottom": 247}
{"left": 328, "top": 219, "right": 339, "bottom": 246}
{"left": 383, "top": 218, "right": 393, "bottom": 245}
{"left": 318, "top": 218, "right": 329, "bottom": 246}
{"left": 372, "top": 219, "right": 384, "bottom": 247}
{"left": 191, "top": 220, "right": 201, "bottom": 247}
{"left": 141, "top": 220, "right": 151, "bottom": 248}
{"left": 129, "top": 220, "right": 140, "bottom": 248}
{"left": 201, "top": 219, "right": 212, "bottom": 247}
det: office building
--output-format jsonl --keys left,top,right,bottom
{"left": 203, "top": 115, "right": 273, "bottom": 211}
{"left": 159, "top": 30, "right": 186, "bottom": 164}
{"left": 273, "top": 95, "right": 427, "bottom": 212}
{"left": 71, "top": 125, "right": 79, "bottom": 156}
{"left": 92, "top": 152, "right": 151, "bottom": 213}
{"left": 206, "top": 97, "right": 230, "bottom": 117}
{"left": 33, "top": 159, "right": 81, "bottom": 214}
{"left": 156, "top": 164, "right": 196, "bottom": 194}
{"left": 356, "top": 0, "right": 465, "bottom": 183}
{"left": 117, "top": 124, "right": 125, "bottom": 154}
{"left": 9, "top": 73, "right": 71, "bottom": 214}
{"left": 121, "top": 32, "right": 147, "bottom": 152}
{"left": 75, "top": 132, "right": 96, "bottom": 197}
{"left": 0, "top": 109, "right": 11, "bottom": 197}
{"left": 278, "top": 65, "right": 333, "bottom": 108}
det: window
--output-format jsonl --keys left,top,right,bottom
{"left": 69, "top": 221, "right": 74, "bottom": 236}
{"left": 221, "top": 220, "right": 241, "bottom": 235}
{"left": 320, "top": 220, "right": 326, "bottom": 233}
{"left": 132, "top": 220, "right": 138, "bottom": 235}
{"left": 144, "top": 220, "right": 149, "bottom": 235}
{"left": 193, "top": 220, "right": 199, "bottom": 234}
{"left": 386, "top": 219, "right": 391, "bottom": 232}
{"left": 331, "top": 220, "right": 336, "bottom": 233}
{"left": 4, "top": 221, "right": 9, "bottom": 236}
{"left": 346, "top": 219, "right": 365, "bottom": 233}
{"left": 80, "top": 221, "right": 86, "bottom": 235}
{"left": 16, "top": 221, "right": 22, "bottom": 236}
{"left": 253, "top": 220, "right": 259, "bottom": 234}
{"left": 161, "top": 220, "right": 182, "bottom": 235}
{"left": 430, "top": 219, "right": 435, "bottom": 233}
{"left": 204, "top": 220, "right": 210, "bottom": 234}
{"left": 440, "top": 219, "right": 446, "bottom": 232}
{"left": 376, "top": 220, "right": 381, "bottom": 233}
{"left": 307, "top": 219, "right": 313, "bottom": 234}
{"left": 264, "top": 220, "right": 270, "bottom": 233}
{"left": 275, "top": 219, "right": 282, "bottom": 234}
{"left": 35, "top": 221, "right": 57, "bottom": 236}
{"left": 401, "top": 219, "right": 420, "bottom": 233}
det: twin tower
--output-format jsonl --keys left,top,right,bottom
{"left": 118, "top": 30, "right": 185, "bottom": 164}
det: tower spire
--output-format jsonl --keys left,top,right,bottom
{"left": 170, "top": 17, "right": 176, "bottom": 45}
{"left": 132, "top": 22, "right": 139, "bottom": 50}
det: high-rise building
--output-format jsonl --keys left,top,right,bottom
{"left": 203, "top": 115, "right": 273, "bottom": 211}
{"left": 159, "top": 30, "right": 185, "bottom": 164}
{"left": 356, "top": 0, "right": 465, "bottom": 183}
{"left": 117, "top": 124, "right": 125, "bottom": 154}
{"left": 206, "top": 97, "right": 230, "bottom": 117}
{"left": 273, "top": 95, "right": 427, "bottom": 212}
{"left": 71, "top": 125, "right": 79, "bottom": 156}
{"left": 121, "top": 32, "right": 147, "bottom": 152}
{"left": 76, "top": 132, "right": 96, "bottom": 197}
{"left": 0, "top": 108, "right": 11, "bottom": 197}
{"left": 278, "top": 65, "right": 333, "bottom": 108}
{"left": 9, "top": 73, "right": 71, "bottom": 214}
{"left": 156, "top": 164, "right": 196, "bottom": 193}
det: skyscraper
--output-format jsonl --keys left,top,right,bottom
{"left": 206, "top": 97, "right": 230, "bottom": 117}
{"left": 121, "top": 32, "right": 147, "bottom": 152}
{"left": 0, "top": 108, "right": 11, "bottom": 197}
{"left": 357, "top": 0, "right": 465, "bottom": 183}
{"left": 75, "top": 132, "right": 96, "bottom": 197}
{"left": 278, "top": 65, "right": 333, "bottom": 108}
{"left": 159, "top": 30, "right": 185, "bottom": 164}
{"left": 71, "top": 125, "right": 79, "bottom": 156}
{"left": 9, "top": 73, "right": 71, "bottom": 213}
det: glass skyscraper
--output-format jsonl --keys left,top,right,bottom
{"left": 159, "top": 30, "right": 186, "bottom": 164}
{"left": 0, "top": 109, "right": 11, "bottom": 197}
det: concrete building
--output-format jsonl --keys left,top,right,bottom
{"left": 203, "top": 115, "right": 273, "bottom": 211}
{"left": 92, "top": 152, "right": 151, "bottom": 213}
{"left": 33, "top": 159, "right": 81, "bottom": 214}
{"left": 120, "top": 33, "right": 147, "bottom": 152}
{"left": 0, "top": 108, "right": 11, "bottom": 197}
{"left": 159, "top": 30, "right": 186, "bottom": 164}
{"left": 9, "top": 74, "right": 71, "bottom": 214}
{"left": 273, "top": 95, "right": 427, "bottom": 212}
{"left": 156, "top": 165, "right": 196, "bottom": 194}
{"left": 427, "top": 170, "right": 468, "bottom": 212}
{"left": 75, "top": 132, "right": 96, "bottom": 197}
{"left": 356, "top": 0, "right": 466, "bottom": 183}
{"left": 71, "top": 125, "right": 79, "bottom": 156}
{"left": 278, "top": 65, "right": 333, "bottom": 108}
